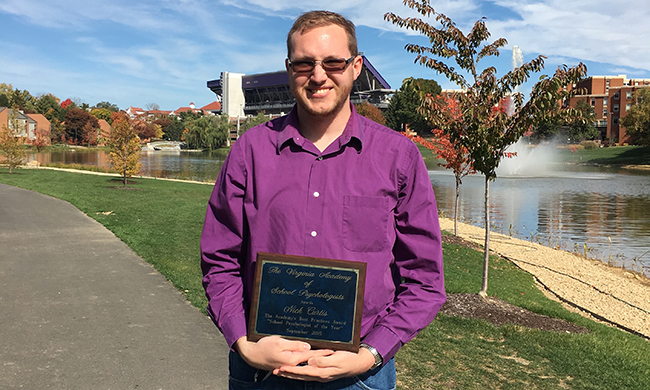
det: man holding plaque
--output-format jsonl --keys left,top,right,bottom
{"left": 201, "top": 10, "right": 446, "bottom": 389}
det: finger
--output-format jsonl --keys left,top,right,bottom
{"left": 277, "top": 338, "right": 312, "bottom": 352}
{"left": 275, "top": 365, "right": 338, "bottom": 382}
{"left": 281, "top": 348, "right": 334, "bottom": 367}
{"left": 308, "top": 350, "right": 351, "bottom": 366}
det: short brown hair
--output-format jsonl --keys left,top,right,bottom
{"left": 287, "top": 10, "right": 358, "bottom": 58}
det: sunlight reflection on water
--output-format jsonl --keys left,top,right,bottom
{"left": 429, "top": 167, "right": 650, "bottom": 275}
{"left": 27, "top": 149, "right": 650, "bottom": 275}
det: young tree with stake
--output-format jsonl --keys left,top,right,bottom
{"left": 386, "top": 0, "right": 587, "bottom": 297}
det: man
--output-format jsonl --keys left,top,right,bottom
{"left": 201, "top": 10, "right": 446, "bottom": 389}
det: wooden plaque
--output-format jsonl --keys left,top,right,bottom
{"left": 248, "top": 252, "right": 366, "bottom": 352}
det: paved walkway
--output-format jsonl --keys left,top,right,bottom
{"left": 0, "top": 183, "right": 229, "bottom": 389}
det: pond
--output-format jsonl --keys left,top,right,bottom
{"left": 26, "top": 148, "right": 650, "bottom": 275}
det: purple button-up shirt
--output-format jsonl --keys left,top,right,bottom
{"left": 201, "top": 105, "right": 445, "bottom": 362}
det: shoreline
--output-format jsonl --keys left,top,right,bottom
{"left": 439, "top": 217, "right": 650, "bottom": 339}
{"left": 569, "top": 162, "right": 650, "bottom": 171}
{"left": 14, "top": 166, "right": 650, "bottom": 337}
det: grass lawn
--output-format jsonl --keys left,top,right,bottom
{"left": 1, "top": 168, "right": 649, "bottom": 389}
{"left": 550, "top": 145, "right": 649, "bottom": 166}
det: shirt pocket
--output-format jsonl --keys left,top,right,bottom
{"left": 342, "top": 195, "right": 390, "bottom": 252}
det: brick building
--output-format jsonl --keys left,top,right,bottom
{"left": 569, "top": 75, "right": 650, "bottom": 145}
{"left": 0, "top": 107, "right": 51, "bottom": 144}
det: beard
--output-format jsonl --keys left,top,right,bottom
{"left": 291, "top": 81, "right": 354, "bottom": 118}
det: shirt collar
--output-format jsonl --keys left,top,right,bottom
{"left": 276, "top": 103, "right": 364, "bottom": 154}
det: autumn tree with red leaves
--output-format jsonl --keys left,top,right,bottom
{"left": 354, "top": 101, "right": 386, "bottom": 126}
{"left": 408, "top": 95, "right": 475, "bottom": 236}
{"left": 60, "top": 98, "right": 74, "bottom": 110}
{"left": 32, "top": 128, "right": 50, "bottom": 151}
{"left": 64, "top": 108, "right": 99, "bottom": 145}
{"left": 386, "top": 0, "right": 587, "bottom": 296}
{"left": 81, "top": 121, "right": 99, "bottom": 146}
{"left": 132, "top": 119, "right": 162, "bottom": 142}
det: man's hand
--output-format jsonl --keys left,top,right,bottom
{"left": 273, "top": 348, "right": 376, "bottom": 382}
{"left": 234, "top": 335, "right": 333, "bottom": 371}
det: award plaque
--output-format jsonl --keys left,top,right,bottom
{"left": 248, "top": 252, "right": 366, "bottom": 352}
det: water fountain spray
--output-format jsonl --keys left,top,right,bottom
{"left": 511, "top": 45, "right": 523, "bottom": 74}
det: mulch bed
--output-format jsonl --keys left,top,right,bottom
{"left": 440, "top": 234, "right": 590, "bottom": 334}
{"left": 441, "top": 293, "right": 590, "bottom": 334}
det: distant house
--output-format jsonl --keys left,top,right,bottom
{"left": 97, "top": 119, "right": 111, "bottom": 145}
{"left": 172, "top": 102, "right": 201, "bottom": 116}
{"left": 123, "top": 102, "right": 222, "bottom": 119}
{"left": 200, "top": 101, "right": 222, "bottom": 115}
{"left": 146, "top": 109, "right": 173, "bottom": 119}
{"left": 126, "top": 106, "right": 146, "bottom": 119}
{"left": 0, "top": 108, "right": 51, "bottom": 143}
{"left": 26, "top": 113, "right": 51, "bottom": 144}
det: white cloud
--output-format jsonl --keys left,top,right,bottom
{"left": 3, "top": 0, "right": 650, "bottom": 110}
{"left": 0, "top": 0, "right": 169, "bottom": 30}
{"left": 233, "top": 0, "right": 650, "bottom": 73}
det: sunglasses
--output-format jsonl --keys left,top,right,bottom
{"left": 287, "top": 56, "right": 356, "bottom": 73}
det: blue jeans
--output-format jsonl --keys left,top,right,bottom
{"left": 228, "top": 350, "right": 396, "bottom": 390}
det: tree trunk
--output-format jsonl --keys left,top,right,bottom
{"left": 479, "top": 175, "right": 491, "bottom": 298}
{"left": 454, "top": 175, "right": 461, "bottom": 236}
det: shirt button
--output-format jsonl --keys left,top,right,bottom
{"left": 313, "top": 191, "right": 320, "bottom": 198}
{"left": 310, "top": 231, "right": 317, "bottom": 237}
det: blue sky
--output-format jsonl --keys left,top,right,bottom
{"left": 2, "top": 0, "right": 649, "bottom": 111}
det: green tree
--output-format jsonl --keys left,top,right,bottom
{"left": 0, "top": 110, "right": 26, "bottom": 173}
{"left": 36, "top": 94, "right": 62, "bottom": 119}
{"left": 385, "top": 77, "right": 440, "bottom": 135}
{"left": 107, "top": 112, "right": 142, "bottom": 186}
{"left": 179, "top": 110, "right": 203, "bottom": 123}
{"left": 354, "top": 102, "right": 386, "bottom": 125}
{"left": 238, "top": 112, "right": 269, "bottom": 136}
{"left": 35, "top": 94, "right": 65, "bottom": 143}
{"left": 95, "top": 101, "right": 120, "bottom": 112}
{"left": 0, "top": 83, "right": 13, "bottom": 96}
{"left": 155, "top": 117, "right": 183, "bottom": 142}
{"left": 69, "top": 98, "right": 89, "bottom": 111}
{"left": 411, "top": 77, "right": 443, "bottom": 97}
{"left": 567, "top": 100, "right": 599, "bottom": 142}
{"left": 49, "top": 118, "right": 66, "bottom": 144}
{"left": 386, "top": 0, "right": 587, "bottom": 297}
{"left": 90, "top": 108, "right": 113, "bottom": 123}
{"left": 9, "top": 89, "right": 36, "bottom": 112}
{"left": 620, "top": 89, "right": 650, "bottom": 146}
{"left": 531, "top": 115, "right": 563, "bottom": 142}
{"left": 183, "top": 115, "right": 231, "bottom": 150}
{"left": 0, "top": 83, "right": 14, "bottom": 108}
